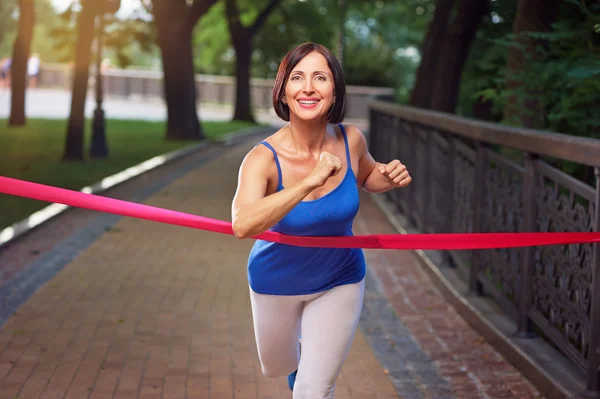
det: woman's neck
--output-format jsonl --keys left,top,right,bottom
{"left": 286, "top": 116, "right": 331, "bottom": 155}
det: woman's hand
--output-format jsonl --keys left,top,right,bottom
{"left": 303, "top": 152, "right": 343, "bottom": 189}
{"left": 378, "top": 160, "right": 411, "bottom": 188}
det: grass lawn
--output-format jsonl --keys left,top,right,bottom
{"left": 0, "top": 118, "right": 258, "bottom": 230}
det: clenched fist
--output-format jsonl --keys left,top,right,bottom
{"left": 305, "top": 152, "right": 343, "bottom": 188}
{"left": 379, "top": 160, "right": 411, "bottom": 187}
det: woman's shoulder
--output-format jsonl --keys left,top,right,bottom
{"left": 242, "top": 128, "right": 287, "bottom": 167}
{"left": 338, "top": 123, "right": 368, "bottom": 151}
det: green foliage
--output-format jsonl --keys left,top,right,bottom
{"left": 193, "top": 0, "right": 427, "bottom": 90}
{"left": 0, "top": 0, "right": 17, "bottom": 56}
{"left": 251, "top": 0, "right": 338, "bottom": 78}
{"left": 49, "top": 1, "right": 155, "bottom": 68}
{"left": 31, "top": 0, "right": 68, "bottom": 62}
{"left": 1, "top": 0, "right": 63, "bottom": 61}
{"left": 102, "top": 14, "right": 155, "bottom": 68}
{"left": 478, "top": 18, "right": 600, "bottom": 138}
{"left": 458, "top": 0, "right": 600, "bottom": 143}
{"left": 193, "top": 2, "right": 233, "bottom": 76}
{"left": 453, "top": 0, "right": 600, "bottom": 182}
{"left": 343, "top": 0, "right": 428, "bottom": 90}
{"left": 47, "top": 2, "right": 78, "bottom": 62}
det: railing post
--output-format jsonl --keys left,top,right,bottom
{"left": 406, "top": 123, "right": 418, "bottom": 226}
{"left": 124, "top": 76, "right": 131, "bottom": 98}
{"left": 383, "top": 115, "right": 392, "bottom": 162}
{"left": 516, "top": 153, "right": 538, "bottom": 337}
{"left": 469, "top": 142, "right": 487, "bottom": 295}
{"left": 368, "top": 108, "right": 378, "bottom": 159}
{"left": 585, "top": 167, "right": 600, "bottom": 396}
{"left": 420, "top": 127, "right": 431, "bottom": 232}
{"left": 142, "top": 77, "right": 148, "bottom": 99}
{"left": 443, "top": 136, "right": 456, "bottom": 266}
{"left": 387, "top": 116, "right": 403, "bottom": 209}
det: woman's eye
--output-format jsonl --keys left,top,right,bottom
{"left": 315, "top": 75, "right": 326, "bottom": 81}
{"left": 291, "top": 75, "right": 301, "bottom": 81}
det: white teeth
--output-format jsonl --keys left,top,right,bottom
{"left": 298, "top": 100, "right": 318, "bottom": 104}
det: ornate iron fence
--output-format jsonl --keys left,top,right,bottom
{"left": 368, "top": 99, "right": 600, "bottom": 393}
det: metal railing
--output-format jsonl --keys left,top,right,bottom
{"left": 38, "top": 64, "right": 395, "bottom": 120}
{"left": 368, "top": 99, "right": 600, "bottom": 392}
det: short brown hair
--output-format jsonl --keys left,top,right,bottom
{"left": 272, "top": 42, "right": 346, "bottom": 123}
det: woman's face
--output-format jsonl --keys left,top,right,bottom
{"left": 284, "top": 51, "right": 335, "bottom": 122}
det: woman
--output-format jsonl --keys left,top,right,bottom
{"left": 231, "top": 42, "right": 411, "bottom": 398}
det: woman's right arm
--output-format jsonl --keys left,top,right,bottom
{"left": 231, "top": 146, "right": 341, "bottom": 239}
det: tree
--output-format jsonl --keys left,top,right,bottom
{"left": 63, "top": 0, "right": 121, "bottom": 161}
{"left": 224, "top": 0, "right": 282, "bottom": 122}
{"left": 8, "top": 0, "right": 35, "bottom": 126}
{"left": 503, "top": 0, "right": 559, "bottom": 128}
{"left": 149, "top": 0, "right": 219, "bottom": 141}
{"left": 430, "top": 0, "right": 489, "bottom": 113}
{"left": 452, "top": 0, "right": 516, "bottom": 120}
{"left": 409, "top": 0, "right": 455, "bottom": 108}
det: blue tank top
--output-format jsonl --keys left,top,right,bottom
{"left": 247, "top": 124, "right": 366, "bottom": 295}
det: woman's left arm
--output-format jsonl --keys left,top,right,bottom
{"left": 349, "top": 125, "right": 412, "bottom": 193}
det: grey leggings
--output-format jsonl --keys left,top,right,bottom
{"left": 249, "top": 279, "right": 365, "bottom": 398}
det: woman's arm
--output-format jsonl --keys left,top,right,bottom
{"left": 231, "top": 146, "right": 342, "bottom": 239}
{"left": 349, "top": 125, "right": 412, "bottom": 193}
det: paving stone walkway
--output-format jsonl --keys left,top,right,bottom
{"left": 0, "top": 135, "right": 543, "bottom": 398}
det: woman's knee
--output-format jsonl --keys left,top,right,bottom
{"left": 258, "top": 349, "right": 298, "bottom": 378}
{"left": 260, "top": 361, "right": 295, "bottom": 378}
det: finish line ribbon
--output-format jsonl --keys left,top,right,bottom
{"left": 1, "top": 176, "right": 599, "bottom": 250}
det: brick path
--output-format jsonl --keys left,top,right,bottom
{"left": 0, "top": 137, "right": 542, "bottom": 398}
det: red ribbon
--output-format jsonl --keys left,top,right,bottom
{"left": 1, "top": 176, "right": 599, "bottom": 250}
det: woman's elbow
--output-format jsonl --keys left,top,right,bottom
{"left": 232, "top": 220, "right": 251, "bottom": 239}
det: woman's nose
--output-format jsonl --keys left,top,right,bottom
{"left": 303, "top": 80, "right": 314, "bottom": 92}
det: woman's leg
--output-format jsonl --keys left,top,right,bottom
{"left": 249, "top": 287, "right": 304, "bottom": 378}
{"left": 293, "top": 279, "right": 365, "bottom": 399}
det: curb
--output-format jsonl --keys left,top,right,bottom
{"left": 370, "top": 193, "right": 585, "bottom": 399}
{"left": 0, "top": 125, "right": 275, "bottom": 250}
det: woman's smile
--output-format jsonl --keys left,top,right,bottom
{"left": 296, "top": 97, "right": 321, "bottom": 109}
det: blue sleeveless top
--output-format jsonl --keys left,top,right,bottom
{"left": 247, "top": 124, "right": 366, "bottom": 295}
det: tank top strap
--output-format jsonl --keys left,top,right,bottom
{"left": 256, "top": 141, "right": 283, "bottom": 189}
{"left": 338, "top": 124, "right": 352, "bottom": 168}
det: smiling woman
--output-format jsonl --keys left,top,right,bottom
{"left": 231, "top": 42, "right": 412, "bottom": 398}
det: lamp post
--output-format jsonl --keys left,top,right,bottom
{"left": 89, "top": 0, "right": 120, "bottom": 158}
{"left": 89, "top": 13, "right": 108, "bottom": 157}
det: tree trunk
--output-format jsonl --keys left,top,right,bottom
{"left": 409, "top": 0, "right": 455, "bottom": 108}
{"left": 225, "top": 0, "right": 280, "bottom": 123}
{"left": 472, "top": 96, "right": 495, "bottom": 121}
{"left": 63, "top": 2, "right": 97, "bottom": 161}
{"left": 232, "top": 35, "right": 254, "bottom": 122}
{"left": 154, "top": 6, "right": 203, "bottom": 140}
{"left": 8, "top": 0, "right": 34, "bottom": 126}
{"left": 337, "top": 0, "right": 346, "bottom": 68}
{"left": 430, "top": 0, "right": 489, "bottom": 113}
{"left": 504, "top": 0, "right": 558, "bottom": 128}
